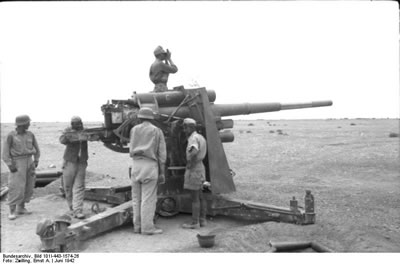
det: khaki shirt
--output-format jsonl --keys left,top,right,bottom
{"left": 2, "top": 130, "right": 40, "bottom": 166}
{"left": 186, "top": 131, "right": 206, "bottom": 170}
{"left": 149, "top": 59, "right": 178, "bottom": 85}
{"left": 129, "top": 121, "right": 167, "bottom": 164}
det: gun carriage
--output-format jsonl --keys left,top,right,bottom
{"left": 37, "top": 86, "right": 332, "bottom": 251}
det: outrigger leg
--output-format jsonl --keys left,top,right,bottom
{"left": 37, "top": 185, "right": 315, "bottom": 252}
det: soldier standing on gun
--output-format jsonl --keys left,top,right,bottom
{"left": 181, "top": 118, "right": 208, "bottom": 229}
{"left": 149, "top": 46, "right": 178, "bottom": 92}
{"left": 2, "top": 115, "right": 40, "bottom": 220}
{"left": 59, "top": 116, "right": 88, "bottom": 219}
{"left": 130, "top": 107, "right": 167, "bottom": 235}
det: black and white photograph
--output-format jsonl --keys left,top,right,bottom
{"left": 0, "top": 0, "right": 399, "bottom": 261}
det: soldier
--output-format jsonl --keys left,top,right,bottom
{"left": 149, "top": 46, "right": 178, "bottom": 92}
{"left": 2, "top": 115, "right": 40, "bottom": 220}
{"left": 181, "top": 118, "right": 208, "bottom": 229}
{"left": 59, "top": 116, "right": 88, "bottom": 219}
{"left": 129, "top": 107, "right": 167, "bottom": 235}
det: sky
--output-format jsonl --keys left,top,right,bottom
{"left": 0, "top": 1, "right": 399, "bottom": 123}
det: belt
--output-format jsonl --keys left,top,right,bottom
{"left": 132, "top": 155, "right": 156, "bottom": 162}
{"left": 12, "top": 154, "right": 33, "bottom": 160}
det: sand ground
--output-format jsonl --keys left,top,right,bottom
{"left": 1, "top": 119, "right": 399, "bottom": 253}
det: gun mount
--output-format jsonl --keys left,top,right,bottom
{"left": 99, "top": 87, "right": 331, "bottom": 153}
{"left": 38, "top": 86, "right": 332, "bottom": 252}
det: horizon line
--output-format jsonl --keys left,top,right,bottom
{"left": 1, "top": 117, "right": 399, "bottom": 125}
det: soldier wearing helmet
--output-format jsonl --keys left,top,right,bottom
{"left": 149, "top": 45, "right": 178, "bottom": 92}
{"left": 129, "top": 107, "right": 167, "bottom": 235}
{"left": 2, "top": 114, "right": 40, "bottom": 220}
{"left": 181, "top": 118, "right": 208, "bottom": 229}
{"left": 59, "top": 116, "right": 88, "bottom": 219}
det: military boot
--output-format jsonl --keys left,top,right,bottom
{"left": 199, "top": 199, "right": 208, "bottom": 227}
{"left": 182, "top": 203, "right": 200, "bottom": 229}
{"left": 17, "top": 203, "right": 32, "bottom": 215}
{"left": 8, "top": 205, "right": 17, "bottom": 220}
{"left": 74, "top": 211, "right": 85, "bottom": 219}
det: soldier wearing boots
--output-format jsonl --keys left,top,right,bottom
{"left": 2, "top": 115, "right": 40, "bottom": 220}
{"left": 181, "top": 118, "right": 207, "bottom": 229}
{"left": 130, "top": 107, "right": 167, "bottom": 235}
{"left": 59, "top": 116, "right": 88, "bottom": 219}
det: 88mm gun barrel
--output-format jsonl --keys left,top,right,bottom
{"left": 212, "top": 101, "right": 333, "bottom": 117}
{"left": 158, "top": 100, "right": 333, "bottom": 118}
{"left": 109, "top": 89, "right": 332, "bottom": 119}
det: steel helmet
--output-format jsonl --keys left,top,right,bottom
{"left": 15, "top": 115, "right": 31, "bottom": 126}
{"left": 54, "top": 214, "right": 72, "bottom": 225}
{"left": 71, "top": 116, "right": 82, "bottom": 123}
{"left": 154, "top": 46, "right": 167, "bottom": 56}
{"left": 36, "top": 218, "right": 54, "bottom": 236}
{"left": 138, "top": 107, "right": 154, "bottom": 120}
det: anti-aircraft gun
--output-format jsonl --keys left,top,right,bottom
{"left": 37, "top": 86, "right": 332, "bottom": 252}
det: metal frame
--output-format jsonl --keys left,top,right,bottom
{"left": 36, "top": 87, "right": 326, "bottom": 252}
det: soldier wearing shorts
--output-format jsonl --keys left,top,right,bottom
{"left": 181, "top": 118, "right": 208, "bottom": 229}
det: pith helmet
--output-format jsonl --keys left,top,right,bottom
{"left": 154, "top": 46, "right": 167, "bottom": 56}
{"left": 15, "top": 115, "right": 31, "bottom": 126}
{"left": 71, "top": 116, "right": 82, "bottom": 123}
{"left": 183, "top": 118, "right": 196, "bottom": 125}
{"left": 138, "top": 107, "right": 154, "bottom": 120}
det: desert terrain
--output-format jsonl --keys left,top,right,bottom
{"left": 1, "top": 118, "right": 399, "bottom": 253}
